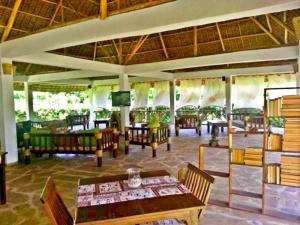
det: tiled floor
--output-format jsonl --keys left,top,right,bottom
{"left": 0, "top": 127, "right": 299, "bottom": 225}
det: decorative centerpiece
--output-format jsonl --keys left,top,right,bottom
{"left": 127, "top": 168, "right": 142, "bottom": 188}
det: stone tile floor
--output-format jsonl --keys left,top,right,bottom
{"left": 0, "top": 127, "right": 299, "bottom": 225}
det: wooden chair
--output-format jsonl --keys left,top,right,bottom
{"left": 142, "top": 163, "right": 215, "bottom": 225}
{"left": 40, "top": 177, "right": 74, "bottom": 225}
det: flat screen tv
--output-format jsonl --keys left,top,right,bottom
{"left": 112, "top": 91, "right": 131, "bottom": 107}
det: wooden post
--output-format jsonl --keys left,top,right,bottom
{"left": 0, "top": 152, "right": 7, "bottom": 205}
{"left": 23, "top": 133, "right": 31, "bottom": 164}
{"left": 167, "top": 126, "right": 171, "bottom": 151}
{"left": 198, "top": 115, "right": 202, "bottom": 136}
{"left": 100, "top": 0, "right": 107, "bottom": 20}
{"left": 96, "top": 132, "right": 103, "bottom": 167}
{"left": 175, "top": 117, "right": 180, "bottom": 136}
{"left": 199, "top": 146, "right": 204, "bottom": 170}
{"left": 113, "top": 128, "right": 118, "bottom": 158}
{"left": 151, "top": 128, "right": 158, "bottom": 157}
{"left": 125, "top": 127, "right": 129, "bottom": 155}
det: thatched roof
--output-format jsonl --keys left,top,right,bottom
{"left": 50, "top": 9, "right": 300, "bottom": 67}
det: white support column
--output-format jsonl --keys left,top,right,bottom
{"left": 119, "top": 74, "right": 130, "bottom": 134}
{"left": 297, "top": 74, "right": 300, "bottom": 94}
{"left": 225, "top": 76, "right": 232, "bottom": 116}
{"left": 89, "top": 83, "right": 95, "bottom": 123}
{"left": 24, "top": 82, "right": 34, "bottom": 120}
{"left": 169, "top": 80, "right": 176, "bottom": 124}
{"left": 0, "top": 57, "right": 18, "bottom": 164}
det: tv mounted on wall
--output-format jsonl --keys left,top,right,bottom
{"left": 112, "top": 91, "right": 131, "bottom": 107}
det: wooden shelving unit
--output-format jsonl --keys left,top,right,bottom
{"left": 200, "top": 87, "right": 300, "bottom": 221}
{"left": 262, "top": 87, "right": 300, "bottom": 220}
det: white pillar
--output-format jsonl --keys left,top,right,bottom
{"left": 225, "top": 76, "right": 232, "bottom": 116}
{"left": 119, "top": 74, "right": 130, "bottom": 134}
{"left": 297, "top": 74, "right": 300, "bottom": 94}
{"left": 89, "top": 84, "right": 95, "bottom": 123}
{"left": 169, "top": 80, "right": 176, "bottom": 124}
{"left": 0, "top": 57, "right": 18, "bottom": 164}
{"left": 24, "top": 82, "right": 34, "bottom": 120}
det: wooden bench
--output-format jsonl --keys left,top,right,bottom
{"left": 23, "top": 128, "right": 119, "bottom": 167}
{"left": 66, "top": 115, "right": 89, "bottom": 130}
{"left": 124, "top": 125, "right": 171, "bottom": 157}
{"left": 175, "top": 115, "right": 201, "bottom": 136}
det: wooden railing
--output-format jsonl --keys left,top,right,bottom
{"left": 23, "top": 129, "right": 119, "bottom": 167}
{"left": 124, "top": 125, "right": 171, "bottom": 157}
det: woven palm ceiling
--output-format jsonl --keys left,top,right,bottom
{"left": 0, "top": 1, "right": 299, "bottom": 75}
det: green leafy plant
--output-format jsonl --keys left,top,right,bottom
{"left": 148, "top": 113, "right": 160, "bottom": 128}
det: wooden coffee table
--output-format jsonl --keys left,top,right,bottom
{"left": 207, "top": 120, "right": 228, "bottom": 133}
{"left": 75, "top": 170, "right": 204, "bottom": 225}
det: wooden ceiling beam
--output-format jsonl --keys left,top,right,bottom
{"left": 216, "top": 22, "right": 226, "bottom": 51}
{"left": 250, "top": 17, "right": 281, "bottom": 45}
{"left": 100, "top": 0, "right": 108, "bottom": 19}
{"left": 268, "top": 13, "right": 296, "bottom": 38}
{"left": 40, "top": 0, "right": 87, "bottom": 18}
{"left": 96, "top": 33, "right": 276, "bottom": 61}
{"left": 1, "top": 0, "right": 23, "bottom": 42}
{"left": 193, "top": 26, "right": 198, "bottom": 56}
{"left": 93, "top": 42, "right": 98, "bottom": 61}
{"left": 125, "top": 35, "right": 149, "bottom": 64}
{"left": 265, "top": 14, "right": 272, "bottom": 32}
{"left": 98, "top": 42, "right": 115, "bottom": 63}
{"left": 109, "top": 0, "right": 174, "bottom": 16}
{"left": 158, "top": 33, "right": 169, "bottom": 59}
{"left": 49, "top": 0, "right": 63, "bottom": 26}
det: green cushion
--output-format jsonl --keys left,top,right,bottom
{"left": 77, "top": 128, "right": 100, "bottom": 147}
{"left": 30, "top": 128, "right": 52, "bottom": 148}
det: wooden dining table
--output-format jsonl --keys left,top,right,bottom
{"left": 75, "top": 170, "right": 205, "bottom": 225}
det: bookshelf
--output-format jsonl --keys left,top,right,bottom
{"left": 262, "top": 87, "right": 300, "bottom": 221}
{"left": 199, "top": 87, "right": 300, "bottom": 221}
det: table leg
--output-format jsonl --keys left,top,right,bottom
{"left": 207, "top": 122, "right": 210, "bottom": 133}
{"left": 189, "top": 209, "right": 199, "bottom": 225}
{"left": 221, "top": 126, "right": 224, "bottom": 133}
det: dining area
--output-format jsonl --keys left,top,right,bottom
{"left": 41, "top": 163, "right": 214, "bottom": 225}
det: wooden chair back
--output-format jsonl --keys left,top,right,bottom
{"left": 40, "top": 177, "right": 73, "bottom": 225}
{"left": 180, "top": 163, "right": 215, "bottom": 219}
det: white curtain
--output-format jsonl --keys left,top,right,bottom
{"left": 153, "top": 81, "right": 170, "bottom": 107}
{"left": 94, "top": 85, "right": 112, "bottom": 109}
{"left": 112, "top": 85, "right": 119, "bottom": 92}
{"left": 201, "top": 78, "right": 225, "bottom": 107}
{"left": 267, "top": 74, "right": 297, "bottom": 99}
{"left": 179, "top": 79, "right": 202, "bottom": 107}
{"left": 132, "top": 83, "right": 150, "bottom": 108}
{"left": 232, "top": 76, "right": 265, "bottom": 109}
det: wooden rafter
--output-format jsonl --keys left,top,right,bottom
{"left": 250, "top": 17, "right": 281, "bottom": 45}
{"left": 125, "top": 35, "right": 149, "bottom": 64}
{"left": 268, "top": 14, "right": 296, "bottom": 38}
{"left": 49, "top": 0, "right": 63, "bottom": 26}
{"left": 193, "top": 26, "right": 198, "bottom": 56}
{"left": 159, "top": 33, "right": 169, "bottom": 59}
{"left": 93, "top": 42, "right": 98, "bottom": 61}
{"left": 100, "top": 0, "right": 108, "bottom": 19}
{"left": 98, "top": 42, "right": 115, "bottom": 63}
{"left": 1, "top": 0, "right": 23, "bottom": 42}
{"left": 97, "top": 33, "right": 274, "bottom": 62}
{"left": 265, "top": 15, "right": 272, "bottom": 32}
{"left": 112, "top": 39, "right": 123, "bottom": 64}
{"left": 284, "top": 12, "right": 288, "bottom": 44}
{"left": 216, "top": 23, "right": 225, "bottom": 51}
